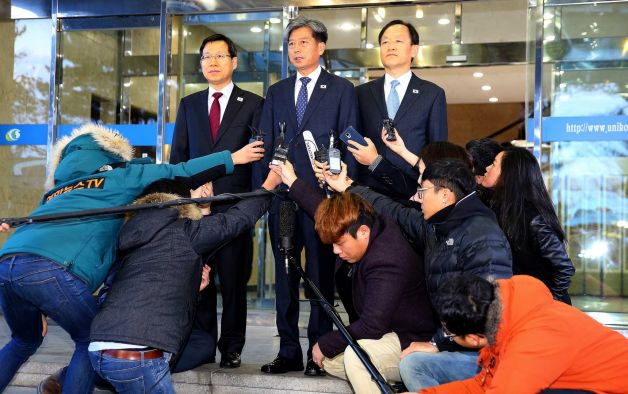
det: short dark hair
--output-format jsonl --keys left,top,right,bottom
{"left": 465, "top": 138, "right": 502, "bottom": 176}
{"left": 422, "top": 159, "right": 476, "bottom": 201}
{"left": 141, "top": 179, "right": 190, "bottom": 198}
{"left": 199, "top": 34, "right": 237, "bottom": 58}
{"left": 420, "top": 142, "right": 472, "bottom": 170}
{"left": 285, "top": 16, "right": 328, "bottom": 44}
{"left": 378, "top": 20, "right": 420, "bottom": 46}
{"left": 435, "top": 275, "right": 495, "bottom": 337}
{"left": 314, "top": 192, "right": 374, "bottom": 244}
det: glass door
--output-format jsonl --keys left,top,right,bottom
{"left": 56, "top": 16, "right": 161, "bottom": 159}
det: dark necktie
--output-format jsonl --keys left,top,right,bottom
{"left": 296, "top": 76, "right": 311, "bottom": 127}
{"left": 209, "top": 92, "right": 223, "bottom": 141}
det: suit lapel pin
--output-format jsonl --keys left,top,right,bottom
{"left": 412, "top": 89, "right": 419, "bottom": 94}
{"left": 320, "top": 84, "right": 327, "bottom": 89}
{"left": 237, "top": 96, "right": 244, "bottom": 102}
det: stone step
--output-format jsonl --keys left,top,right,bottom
{"left": 8, "top": 361, "right": 353, "bottom": 394}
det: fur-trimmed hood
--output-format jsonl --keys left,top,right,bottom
{"left": 127, "top": 192, "right": 203, "bottom": 221}
{"left": 118, "top": 192, "right": 203, "bottom": 253}
{"left": 46, "top": 123, "right": 134, "bottom": 190}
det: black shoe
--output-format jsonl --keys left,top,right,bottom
{"left": 261, "top": 356, "right": 304, "bottom": 374}
{"left": 37, "top": 367, "right": 65, "bottom": 394}
{"left": 304, "top": 358, "right": 326, "bottom": 376}
{"left": 220, "top": 352, "right": 241, "bottom": 368}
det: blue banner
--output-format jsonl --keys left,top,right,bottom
{"left": 527, "top": 116, "right": 628, "bottom": 142}
{"left": 1, "top": 123, "right": 177, "bottom": 146}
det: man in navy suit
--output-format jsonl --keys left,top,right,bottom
{"left": 253, "top": 16, "right": 359, "bottom": 376}
{"left": 351, "top": 20, "right": 448, "bottom": 198}
{"left": 170, "top": 33, "right": 264, "bottom": 370}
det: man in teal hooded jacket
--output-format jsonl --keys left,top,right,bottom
{"left": 0, "top": 123, "right": 264, "bottom": 393}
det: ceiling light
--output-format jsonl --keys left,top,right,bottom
{"left": 269, "top": 17, "right": 281, "bottom": 24}
{"left": 473, "top": 72, "right": 484, "bottom": 78}
{"left": 581, "top": 31, "right": 588, "bottom": 36}
{"left": 438, "top": 18, "right": 450, "bottom": 25}
{"left": 415, "top": 8, "right": 424, "bottom": 19}
{"left": 365, "top": 42, "right": 374, "bottom": 49}
{"left": 123, "top": 80, "right": 132, "bottom": 87}
{"left": 339, "top": 22, "right": 356, "bottom": 31}
{"left": 250, "top": 26, "right": 262, "bottom": 33}
{"left": 377, "top": 7, "right": 385, "bottom": 18}
{"left": 481, "top": 85, "right": 492, "bottom": 91}
{"left": 489, "top": 97, "right": 499, "bottom": 103}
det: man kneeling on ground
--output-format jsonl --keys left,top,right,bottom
{"left": 411, "top": 275, "right": 628, "bottom": 394}
{"left": 272, "top": 161, "right": 436, "bottom": 394}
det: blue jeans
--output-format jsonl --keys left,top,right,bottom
{"left": 0, "top": 254, "right": 97, "bottom": 393}
{"left": 89, "top": 350, "right": 175, "bottom": 393}
{"left": 399, "top": 350, "right": 480, "bottom": 391}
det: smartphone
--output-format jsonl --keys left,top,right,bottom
{"left": 328, "top": 148, "right": 342, "bottom": 175}
{"left": 339, "top": 126, "right": 368, "bottom": 147}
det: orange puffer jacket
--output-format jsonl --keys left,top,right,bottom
{"left": 421, "top": 275, "right": 628, "bottom": 394}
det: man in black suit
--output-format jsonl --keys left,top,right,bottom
{"left": 352, "top": 20, "right": 448, "bottom": 198}
{"left": 252, "top": 16, "right": 359, "bottom": 376}
{"left": 170, "top": 33, "right": 264, "bottom": 369}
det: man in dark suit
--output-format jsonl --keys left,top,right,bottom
{"left": 170, "top": 33, "right": 264, "bottom": 369}
{"left": 352, "top": 20, "right": 448, "bottom": 199}
{"left": 252, "top": 16, "right": 359, "bottom": 376}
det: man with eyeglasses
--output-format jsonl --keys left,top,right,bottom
{"left": 324, "top": 158, "right": 513, "bottom": 391}
{"left": 411, "top": 275, "right": 628, "bottom": 394}
{"left": 170, "top": 33, "right": 264, "bottom": 370}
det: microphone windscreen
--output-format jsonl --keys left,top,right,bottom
{"left": 279, "top": 201, "right": 296, "bottom": 239}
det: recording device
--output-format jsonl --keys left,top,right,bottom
{"left": 271, "top": 121, "right": 289, "bottom": 166}
{"left": 302, "top": 130, "right": 318, "bottom": 166}
{"left": 279, "top": 200, "right": 296, "bottom": 275}
{"left": 339, "top": 125, "right": 368, "bottom": 147}
{"left": 327, "top": 131, "right": 342, "bottom": 175}
{"left": 248, "top": 125, "right": 265, "bottom": 144}
{"left": 382, "top": 118, "right": 396, "bottom": 142}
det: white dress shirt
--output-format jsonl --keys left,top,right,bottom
{"left": 384, "top": 70, "right": 413, "bottom": 104}
{"left": 294, "top": 65, "right": 322, "bottom": 105}
{"left": 207, "top": 81, "right": 234, "bottom": 122}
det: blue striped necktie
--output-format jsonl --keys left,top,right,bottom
{"left": 296, "top": 76, "right": 311, "bottom": 127}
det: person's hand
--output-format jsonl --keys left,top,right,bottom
{"left": 347, "top": 138, "right": 378, "bottom": 166}
{"left": 381, "top": 126, "right": 406, "bottom": 155}
{"left": 0, "top": 223, "right": 10, "bottom": 233}
{"left": 270, "top": 160, "right": 298, "bottom": 188}
{"left": 262, "top": 167, "right": 283, "bottom": 190}
{"left": 199, "top": 265, "right": 211, "bottom": 291}
{"left": 381, "top": 128, "right": 419, "bottom": 167}
{"left": 232, "top": 141, "right": 265, "bottom": 165}
{"left": 324, "top": 163, "right": 353, "bottom": 193}
{"left": 41, "top": 315, "right": 48, "bottom": 337}
{"left": 312, "top": 343, "right": 325, "bottom": 368}
{"left": 400, "top": 341, "right": 439, "bottom": 359}
{"left": 191, "top": 182, "right": 213, "bottom": 215}
{"left": 312, "top": 159, "right": 328, "bottom": 188}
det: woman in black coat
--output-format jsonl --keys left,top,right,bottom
{"left": 483, "top": 146, "right": 575, "bottom": 304}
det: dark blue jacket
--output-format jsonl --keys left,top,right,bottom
{"left": 252, "top": 69, "right": 359, "bottom": 195}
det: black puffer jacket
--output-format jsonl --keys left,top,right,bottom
{"left": 348, "top": 185, "right": 513, "bottom": 302}
{"left": 508, "top": 206, "right": 575, "bottom": 304}
{"left": 90, "top": 191, "right": 271, "bottom": 358}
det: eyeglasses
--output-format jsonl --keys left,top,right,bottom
{"left": 442, "top": 323, "right": 457, "bottom": 338}
{"left": 415, "top": 186, "right": 435, "bottom": 200}
{"left": 200, "top": 53, "right": 231, "bottom": 62}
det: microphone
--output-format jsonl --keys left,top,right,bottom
{"left": 279, "top": 201, "right": 296, "bottom": 275}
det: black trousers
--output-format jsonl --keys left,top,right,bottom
{"left": 196, "top": 230, "right": 254, "bottom": 356}
{"left": 172, "top": 328, "right": 216, "bottom": 373}
{"left": 268, "top": 198, "right": 336, "bottom": 362}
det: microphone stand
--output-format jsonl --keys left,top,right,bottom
{"left": 284, "top": 252, "right": 395, "bottom": 394}
{"left": 1, "top": 189, "right": 274, "bottom": 227}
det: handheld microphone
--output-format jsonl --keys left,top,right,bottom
{"left": 271, "top": 121, "right": 289, "bottom": 166}
{"left": 279, "top": 200, "right": 296, "bottom": 275}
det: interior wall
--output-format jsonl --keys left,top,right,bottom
{"left": 447, "top": 102, "right": 525, "bottom": 146}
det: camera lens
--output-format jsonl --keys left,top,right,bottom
{"left": 345, "top": 132, "right": 351, "bottom": 138}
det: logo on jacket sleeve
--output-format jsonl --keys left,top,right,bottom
{"left": 446, "top": 238, "right": 454, "bottom": 246}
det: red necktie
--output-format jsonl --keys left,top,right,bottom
{"left": 209, "top": 92, "right": 223, "bottom": 141}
